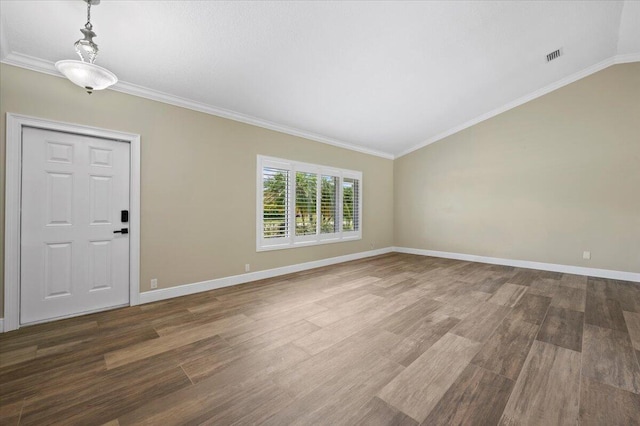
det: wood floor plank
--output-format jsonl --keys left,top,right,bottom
{"left": 471, "top": 316, "right": 540, "bottom": 380}
{"left": 377, "top": 333, "right": 481, "bottom": 423}
{"left": 539, "top": 271, "right": 562, "bottom": 280}
{"left": 0, "top": 353, "right": 107, "bottom": 405}
{"left": 293, "top": 292, "right": 419, "bottom": 355}
{"left": 182, "top": 341, "right": 310, "bottom": 385}
{"left": 377, "top": 298, "right": 444, "bottom": 336}
{"left": 189, "top": 379, "right": 293, "bottom": 426}
{"left": 509, "top": 293, "right": 551, "bottom": 325}
{"left": 488, "top": 283, "right": 528, "bottom": 307}
{"left": 306, "top": 294, "right": 383, "bottom": 327}
{"left": 379, "top": 315, "right": 460, "bottom": 367}
{"left": 536, "top": 306, "right": 584, "bottom": 352}
{"left": 474, "top": 276, "right": 510, "bottom": 294}
{"left": 585, "top": 293, "right": 628, "bottom": 332}
{"left": 0, "top": 346, "right": 37, "bottom": 368}
{"left": 0, "top": 320, "right": 98, "bottom": 354}
{"left": 582, "top": 324, "right": 640, "bottom": 394}
{"left": 0, "top": 323, "right": 160, "bottom": 396}
{"left": 314, "top": 287, "right": 374, "bottom": 309}
{"left": 551, "top": 286, "right": 586, "bottom": 312}
{"left": 449, "top": 302, "right": 511, "bottom": 343}
{"left": 373, "top": 272, "right": 416, "bottom": 288}
{"left": 560, "top": 273, "right": 588, "bottom": 290}
{"left": 617, "top": 287, "right": 640, "bottom": 313}
{"left": 19, "top": 356, "right": 192, "bottom": 425}
{"left": 499, "top": 340, "right": 581, "bottom": 425}
{"left": 508, "top": 270, "right": 538, "bottom": 286}
{"left": 590, "top": 278, "right": 640, "bottom": 314}
{"left": 228, "top": 319, "right": 320, "bottom": 354}
{"left": 321, "top": 276, "right": 382, "bottom": 295}
{"left": 352, "top": 397, "right": 418, "bottom": 426}
{"left": 104, "top": 314, "right": 254, "bottom": 369}
{"left": 167, "top": 338, "right": 239, "bottom": 383}
{"left": 430, "top": 289, "right": 492, "bottom": 320}
{"left": 0, "top": 398, "right": 24, "bottom": 426}
{"left": 579, "top": 376, "right": 640, "bottom": 426}
{"left": 276, "top": 327, "right": 402, "bottom": 399}
{"left": 525, "top": 278, "right": 559, "bottom": 298}
{"left": 219, "top": 306, "right": 324, "bottom": 346}
{"left": 422, "top": 364, "right": 514, "bottom": 426}
{"left": 35, "top": 339, "right": 89, "bottom": 358}
{"left": 263, "top": 352, "right": 404, "bottom": 426}
{"left": 118, "top": 375, "right": 289, "bottom": 426}
{"left": 367, "top": 278, "right": 423, "bottom": 299}
{"left": 243, "top": 298, "right": 328, "bottom": 322}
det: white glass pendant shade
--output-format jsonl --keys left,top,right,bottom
{"left": 55, "top": 60, "right": 117, "bottom": 94}
{"left": 56, "top": 0, "right": 117, "bottom": 94}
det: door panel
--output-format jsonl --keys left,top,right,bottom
{"left": 89, "top": 175, "right": 113, "bottom": 225}
{"left": 21, "top": 127, "right": 130, "bottom": 324}
{"left": 44, "top": 242, "right": 73, "bottom": 298}
{"left": 46, "top": 172, "right": 74, "bottom": 226}
{"left": 88, "top": 240, "right": 112, "bottom": 291}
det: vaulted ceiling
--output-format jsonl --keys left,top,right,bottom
{"left": 1, "top": 1, "right": 639, "bottom": 158}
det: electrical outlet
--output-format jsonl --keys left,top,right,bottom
{"left": 583, "top": 251, "right": 591, "bottom": 260}
{"left": 150, "top": 278, "right": 158, "bottom": 289}
{"left": 245, "top": 264, "right": 250, "bottom": 272}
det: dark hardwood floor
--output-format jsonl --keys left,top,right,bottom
{"left": 1, "top": 253, "right": 639, "bottom": 425}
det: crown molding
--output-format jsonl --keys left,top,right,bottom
{"left": 0, "top": 52, "right": 395, "bottom": 160}
{"left": 615, "top": 52, "right": 640, "bottom": 64}
{"left": 3, "top": 50, "right": 638, "bottom": 161}
{"left": 395, "top": 53, "right": 640, "bottom": 158}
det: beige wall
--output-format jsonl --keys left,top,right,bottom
{"left": 0, "top": 63, "right": 395, "bottom": 316}
{"left": 395, "top": 63, "right": 640, "bottom": 273}
{"left": 1, "top": 62, "right": 638, "bottom": 319}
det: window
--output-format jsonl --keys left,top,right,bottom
{"left": 321, "top": 175, "right": 339, "bottom": 234}
{"left": 257, "top": 156, "right": 362, "bottom": 251}
{"left": 295, "top": 172, "right": 317, "bottom": 236}
{"left": 342, "top": 177, "right": 359, "bottom": 232}
{"left": 262, "top": 166, "right": 290, "bottom": 239}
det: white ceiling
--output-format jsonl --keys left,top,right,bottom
{"left": 1, "top": 1, "right": 639, "bottom": 158}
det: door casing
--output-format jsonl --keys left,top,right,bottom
{"left": 4, "top": 113, "right": 141, "bottom": 332}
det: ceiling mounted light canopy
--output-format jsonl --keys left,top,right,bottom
{"left": 55, "top": 0, "right": 117, "bottom": 94}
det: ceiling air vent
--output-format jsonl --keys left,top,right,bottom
{"left": 546, "top": 48, "right": 563, "bottom": 62}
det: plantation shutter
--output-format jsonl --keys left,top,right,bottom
{"left": 262, "top": 166, "right": 290, "bottom": 239}
{"left": 295, "top": 171, "right": 318, "bottom": 236}
{"left": 320, "top": 175, "right": 339, "bottom": 234}
{"left": 342, "top": 177, "right": 360, "bottom": 232}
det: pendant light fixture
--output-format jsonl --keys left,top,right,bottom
{"left": 55, "top": 0, "right": 117, "bottom": 94}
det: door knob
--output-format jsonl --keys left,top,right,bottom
{"left": 113, "top": 228, "right": 128, "bottom": 234}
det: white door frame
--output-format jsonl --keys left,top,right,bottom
{"left": 4, "top": 113, "right": 141, "bottom": 332}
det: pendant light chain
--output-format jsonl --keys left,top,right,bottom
{"left": 86, "top": 2, "right": 93, "bottom": 30}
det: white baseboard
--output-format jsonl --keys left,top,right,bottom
{"left": 393, "top": 247, "right": 640, "bottom": 283}
{"left": 139, "top": 247, "right": 393, "bottom": 304}
{"left": 139, "top": 245, "right": 638, "bottom": 306}
{"left": 4, "top": 246, "right": 637, "bottom": 332}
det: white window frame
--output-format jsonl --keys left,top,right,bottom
{"left": 257, "top": 155, "right": 362, "bottom": 251}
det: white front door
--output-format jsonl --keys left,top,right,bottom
{"left": 20, "top": 127, "right": 130, "bottom": 324}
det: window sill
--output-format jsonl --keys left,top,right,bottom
{"left": 257, "top": 234, "right": 362, "bottom": 252}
